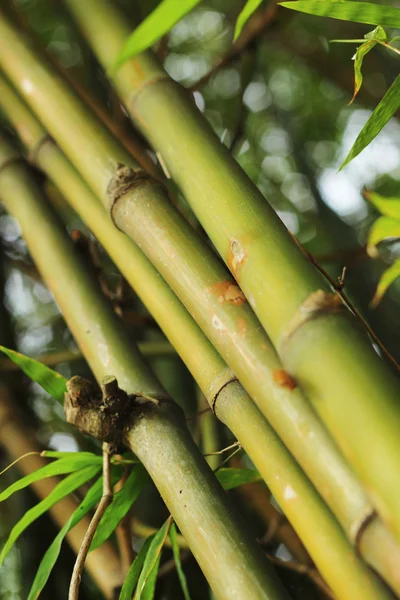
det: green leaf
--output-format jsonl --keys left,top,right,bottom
{"left": 170, "top": 523, "right": 191, "bottom": 600}
{"left": 90, "top": 465, "right": 149, "bottom": 551}
{"left": 40, "top": 451, "right": 100, "bottom": 460}
{"left": 351, "top": 39, "right": 377, "bottom": 103}
{"left": 135, "top": 516, "right": 172, "bottom": 599}
{"left": 0, "top": 345, "right": 66, "bottom": 404}
{"left": 341, "top": 75, "right": 400, "bottom": 169}
{"left": 279, "top": 2, "right": 400, "bottom": 29}
{"left": 215, "top": 467, "right": 262, "bottom": 490}
{"left": 371, "top": 259, "right": 400, "bottom": 306}
{"left": 365, "top": 26, "right": 387, "bottom": 42}
{"left": 113, "top": 0, "right": 202, "bottom": 70}
{"left": 141, "top": 554, "right": 161, "bottom": 600}
{"left": 28, "top": 466, "right": 124, "bottom": 600}
{"left": 0, "top": 465, "right": 100, "bottom": 566}
{"left": 234, "top": 0, "right": 264, "bottom": 40}
{"left": 0, "top": 454, "right": 102, "bottom": 502}
{"left": 367, "top": 217, "right": 400, "bottom": 254}
{"left": 364, "top": 190, "right": 400, "bottom": 220}
{"left": 119, "top": 536, "right": 154, "bottom": 600}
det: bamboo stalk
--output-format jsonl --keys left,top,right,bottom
{"left": 61, "top": 0, "right": 400, "bottom": 541}
{"left": 0, "top": 384, "right": 122, "bottom": 598}
{"left": 1, "top": 79, "right": 398, "bottom": 598}
{"left": 0, "top": 136, "right": 287, "bottom": 600}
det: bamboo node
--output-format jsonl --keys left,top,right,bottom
{"left": 207, "top": 368, "right": 239, "bottom": 413}
{"left": 352, "top": 509, "right": 377, "bottom": 555}
{"left": 64, "top": 375, "right": 163, "bottom": 450}
{"left": 280, "top": 290, "right": 344, "bottom": 346}
{"left": 108, "top": 163, "right": 155, "bottom": 217}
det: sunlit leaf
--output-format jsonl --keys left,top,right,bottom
{"left": 0, "top": 454, "right": 102, "bottom": 502}
{"left": 41, "top": 451, "right": 100, "bottom": 460}
{"left": 279, "top": 2, "right": 400, "bottom": 29}
{"left": 0, "top": 465, "right": 100, "bottom": 565}
{"left": 234, "top": 0, "right": 264, "bottom": 40}
{"left": 364, "top": 190, "right": 400, "bottom": 220}
{"left": 90, "top": 465, "right": 149, "bottom": 551}
{"left": 0, "top": 345, "right": 67, "bottom": 403}
{"left": 371, "top": 259, "right": 400, "bottom": 306}
{"left": 215, "top": 467, "right": 262, "bottom": 490}
{"left": 170, "top": 522, "right": 191, "bottom": 600}
{"left": 365, "top": 26, "right": 387, "bottom": 42}
{"left": 28, "top": 466, "right": 124, "bottom": 600}
{"left": 119, "top": 536, "right": 154, "bottom": 600}
{"left": 113, "top": 0, "right": 202, "bottom": 70}
{"left": 341, "top": 75, "right": 400, "bottom": 169}
{"left": 351, "top": 40, "right": 377, "bottom": 103}
{"left": 135, "top": 516, "right": 172, "bottom": 599}
{"left": 367, "top": 217, "right": 400, "bottom": 255}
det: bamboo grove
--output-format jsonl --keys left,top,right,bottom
{"left": 0, "top": 1, "right": 399, "bottom": 599}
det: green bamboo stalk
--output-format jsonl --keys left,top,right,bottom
{"left": 61, "top": 0, "right": 400, "bottom": 541}
{"left": 0, "top": 136, "right": 288, "bottom": 600}
{"left": 1, "top": 77, "right": 399, "bottom": 598}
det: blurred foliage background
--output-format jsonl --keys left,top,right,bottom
{"left": 0, "top": 0, "right": 399, "bottom": 598}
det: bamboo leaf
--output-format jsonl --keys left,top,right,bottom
{"left": 0, "top": 345, "right": 67, "bottom": 403}
{"left": 119, "top": 536, "right": 154, "bottom": 600}
{"left": 170, "top": 522, "right": 191, "bottom": 600}
{"left": 341, "top": 75, "right": 400, "bottom": 169}
{"left": 90, "top": 464, "right": 149, "bottom": 551}
{"left": 28, "top": 466, "right": 124, "bottom": 600}
{"left": 234, "top": 0, "right": 264, "bottom": 40}
{"left": 141, "top": 555, "right": 161, "bottom": 600}
{"left": 351, "top": 40, "right": 378, "bottom": 103}
{"left": 367, "top": 217, "right": 400, "bottom": 254}
{"left": 135, "top": 516, "right": 172, "bottom": 599}
{"left": 113, "top": 0, "right": 202, "bottom": 70}
{"left": 215, "top": 467, "right": 262, "bottom": 490}
{"left": 40, "top": 451, "right": 100, "bottom": 459}
{"left": 0, "top": 454, "right": 102, "bottom": 502}
{"left": 371, "top": 259, "right": 400, "bottom": 306}
{"left": 279, "top": 2, "right": 400, "bottom": 29}
{"left": 0, "top": 465, "right": 100, "bottom": 566}
{"left": 364, "top": 190, "right": 400, "bottom": 220}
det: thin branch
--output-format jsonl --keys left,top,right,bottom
{"left": 114, "top": 467, "right": 135, "bottom": 575}
{"left": 266, "top": 554, "right": 334, "bottom": 599}
{"left": 213, "top": 444, "right": 243, "bottom": 471}
{"left": 189, "top": 2, "right": 278, "bottom": 91}
{"left": 309, "top": 252, "right": 400, "bottom": 373}
{"left": 69, "top": 443, "right": 113, "bottom": 600}
{"left": 203, "top": 441, "right": 240, "bottom": 457}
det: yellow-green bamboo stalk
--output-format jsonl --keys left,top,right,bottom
{"left": 62, "top": 0, "right": 400, "bottom": 541}
{"left": 1, "top": 75, "right": 399, "bottom": 597}
{"left": 0, "top": 135, "right": 288, "bottom": 600}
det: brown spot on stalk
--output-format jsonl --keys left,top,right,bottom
{"left": 237, "top": 317, "right": 247, "bottom": 336}
{"left": 272, "top": 369, "right": 297, "bottom": 391}
{"left": 227, "top": 238, "right": 246, "bottom": 278}
{"left": 211, "top": 281, "right": 246, "bottom": 305}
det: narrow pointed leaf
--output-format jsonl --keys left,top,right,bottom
{"left": 234, "top": 0, "right": 264, "bottom": 40}
{"left": 0, "top": 345, "right": 67, "bottom": 403}
{"left": 371, "top": 259, "right": 400, "bottom": 306}
{"left": 119, "top": 536, "right": 154, "bottom": 600}
{"left": 364, "top": 190, "right": 400, "bottom": 220}
{"left": 341, "top": 75, "right": 400, "bottom": 169}
{"left": 113, "top": 0, "right": 202, "bottom": 70}
{"left": 351, "top": 40, "right": 377, "bottom": 103}
{"left": 279, "top": 2, "right": 400, "bottom": 29}
{"left": 0, "top": 455, "right": 102, "bottom": 502}
{"left": 170, "top": 523, "right": 191, "bottom": 600}
{"left": 41, "top": 451, "right": 100, "bottom": 460}
{"left": 141, "top": 555, "right": 161, "bottom": 600}
{"left": 367, "top": 217, "right": 400, "bottom": 253}
{"left": 28, "top": 466, "right": 124, "bottom": 600}
{"left": 0, "top": 465, "right": 100, "bottom": 565}
{"left": 215, "top": 467, "right": 262, "bottom": 490}
{"left": 90, "top": 464, "right": 149, "bottom": 551}
{"left": 135, "top": 516, "right": 172, "bottom": 599}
